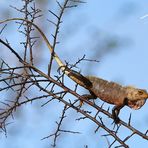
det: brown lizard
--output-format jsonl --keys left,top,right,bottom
{"left": 84, "top": 76, "right": 148, "bottom": 123}
{"left": 68, "top": 71, "right": 148, "bottom": 123}
{"left": 0, "top": 18, "right": 148, "bottom": 123}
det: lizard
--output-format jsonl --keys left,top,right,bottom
{"left": 0, "top": 18, "right": 148, "bottom": 123}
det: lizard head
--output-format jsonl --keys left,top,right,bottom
{"left": 125, "top": 87, "right": 148, "bottom": 109}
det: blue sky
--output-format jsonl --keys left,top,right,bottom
{"left": 0, "top": 0, "right": 148, "bottom": 147}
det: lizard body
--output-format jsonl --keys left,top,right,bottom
{"left": 78, "top": 75, "right": 148, "bottom": 123}
{"left": 0, "top": 18, "right": 148, "bottom": 123}
{"left": 86, "top": 76, "right": 147, "bottom": 109}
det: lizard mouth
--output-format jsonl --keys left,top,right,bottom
{"left": 128, "top": 100, "right": 146, "bottom": 110}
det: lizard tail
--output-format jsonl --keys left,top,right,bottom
{"left": 0, "top": 18, "right": 92, "bottom": 87}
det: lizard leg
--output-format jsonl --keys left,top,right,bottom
{"left": 112, "top": 105, "right": 124, "bottom": 124}
{"left": 80, "top": 91, "right": 97, "bottom": 106}
{"left": 112, "top": 98, "right": 128, "bottom": 124}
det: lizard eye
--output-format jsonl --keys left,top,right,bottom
{"left": 138, "top": 90, "right": 143, "bottom": 95}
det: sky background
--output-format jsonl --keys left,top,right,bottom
{"left": 0, "top": 0, "right": 148, "bottom": 148}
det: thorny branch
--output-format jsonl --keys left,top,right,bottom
{"left": 41, "top": 105, "right": 81, "bottom": 147}
{"left": 0, "top": 0, "right": 148, "bottom": 147}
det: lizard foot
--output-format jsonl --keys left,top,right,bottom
{"left": 112, "top": 105, "right": 123, "bottom": 124}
